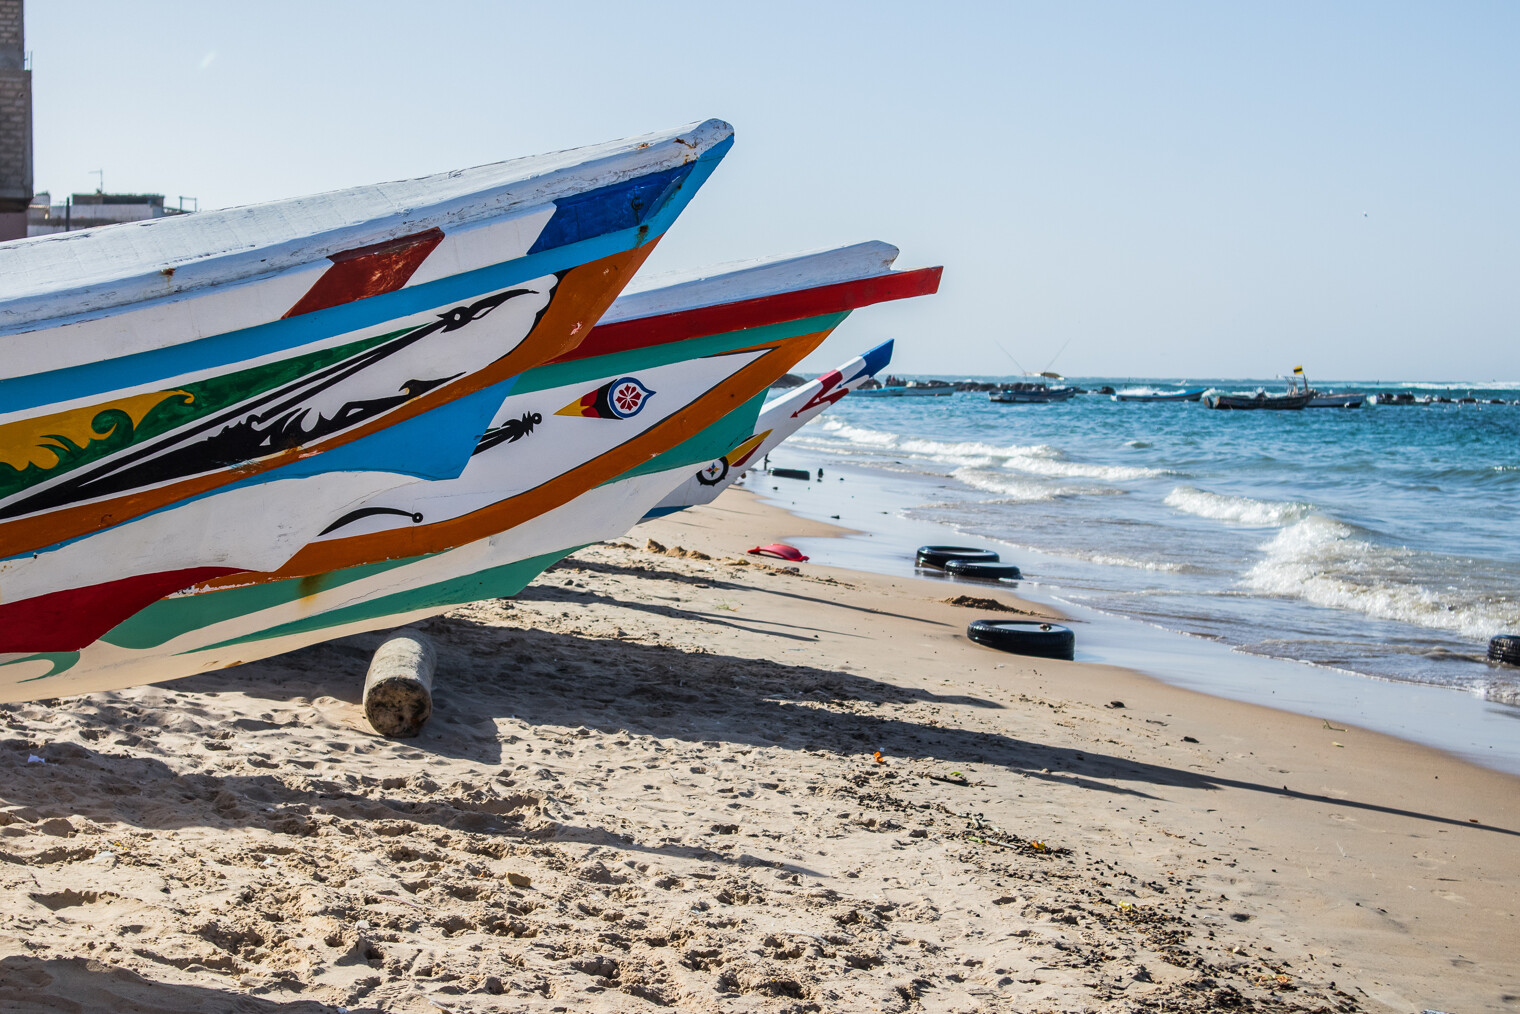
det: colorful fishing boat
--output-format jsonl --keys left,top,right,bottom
{"left": 0, "top": 243, "right": 941, "bottom": 700}
{"left": 0, "top": 121, "right": 733, "bottom": 654}
{"left": 647, "top": 336, "right": 895, "bottom": 517}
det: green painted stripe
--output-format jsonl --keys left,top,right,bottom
{"left": 189, "top": 546, "right": 582, "bottom": 653}
{"left": 0, "top": 651, "right": 82, "bottom": 681}
{"left": 102, "top": 552, "right": 430, "bottom": 650}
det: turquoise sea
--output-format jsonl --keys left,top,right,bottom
{"left": 768, "top": 377, "right": 1520, "bottom": 709}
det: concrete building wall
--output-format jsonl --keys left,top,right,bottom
{"left": 0, "top": 0, "right": 32, "bottom": 238}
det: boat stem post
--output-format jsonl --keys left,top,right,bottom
{"left": 363, "top": 632, "right": 437, "bottom": 738}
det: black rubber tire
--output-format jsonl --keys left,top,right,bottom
{"left": 966, "top": 620, "right": 1074, "bottom": 660}
{"left": 916, "top": 545, "right": 1000, "bottom": 569}
{"left": 770, "top": 467, "right": 812, "bottom": 481}
{"left": 1490, "top": 634, "right": 1520, "bottom": 666}
{"left": 944, "top": 559, "right": 1023, "bottom": 580}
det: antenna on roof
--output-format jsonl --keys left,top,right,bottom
{"left": 90, "top": 169, "right": 104, "bottom": 194}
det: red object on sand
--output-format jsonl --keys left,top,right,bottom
{"left": 748, "top": 543, "right": 809, "bottom": 562}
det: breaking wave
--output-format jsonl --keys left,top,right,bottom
{"left": 953, "top": 467, "right": 1126, "bottom": 503}
{"left": 1242, "top": 515, "right": 1520, "bottom": 639}
{"left": 804, "top": 418, "right": 1168, "bottom": 481}
{"left": 1165, "top": 486, "right": 1314, "bottom": 527}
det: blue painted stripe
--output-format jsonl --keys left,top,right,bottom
{"left": 858, "top": 338, "right": 894, "bottom": 379}
{"left": 3, "top": 138, "right": 732, "bottom": 413}
{"left": 527, "top": 165, "right": 694, "bottom": 254}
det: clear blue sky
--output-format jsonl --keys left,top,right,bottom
{"left": 24, "top": 2, "right": 1520, "bottom": 380}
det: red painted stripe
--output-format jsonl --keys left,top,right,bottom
{"left": 0, "top": 567, "right": 238, "bottom": 653}
{"left": 551, "top": 265, "right": 943, "bottom": 364}
{"left": 283, "top": 228, "right": 446, "bottom": 318}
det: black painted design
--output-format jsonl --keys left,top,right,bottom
{"left": 473, "top": 411, "right": 543, "bottom": 455}
{"left": 318, "top": 506, "right": 425, "bottom": 537}
{"left": 695, "top": 458, "right": 730, "bottom": 486}
{"left": 2, "top": 286, "right": 547, "bottom": 522}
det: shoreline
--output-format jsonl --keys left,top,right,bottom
{"left": 744, "top": 449, "right": 1520, "bottom": 777}
{"left": 0, "top": 488, "right": 1514, "bottom": 1011}
{"left": 642, "top": 491, "right": 1520, "bottom": 1012}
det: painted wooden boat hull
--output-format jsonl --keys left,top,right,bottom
{"left": 0, "top": 122, "right": 733, "bottom": 647}
{"left": 0, "top": 244, "right": 942, "bottom": 699}
{"left": 0, "top": 346, "right": 809, "bottom": 697}
{"left": 0, "top": 122, "right": 731, "bottom": 556}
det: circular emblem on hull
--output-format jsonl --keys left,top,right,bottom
{"left": 608, "top": 377, "right": 653, "bottom": 419}
{"left": 696, "top": 458, "right": 730, "bottom": 486}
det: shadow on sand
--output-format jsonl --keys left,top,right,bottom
{"left": 3, "top": 609, "right": 1513, "bottom": 847}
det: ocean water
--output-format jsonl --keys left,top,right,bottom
{"left": 773, "top": 377, "right": 1520, "bottom": 705}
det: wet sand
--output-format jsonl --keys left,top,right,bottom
{"left": 0, "top": 489, "right": 1515, "bottom": 1012}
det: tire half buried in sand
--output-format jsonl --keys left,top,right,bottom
{"left": 967, "top": 619, "right": 1075, "bottom": 660}
{"left": 944, "top": 559, "right": 1023, "bottom": 581}
{"left": 917, "top": 545, "right": 999, "bottom": 569}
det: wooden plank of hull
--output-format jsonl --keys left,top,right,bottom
{"left": 0, "top": 124, "right": 734, "bottom": 559}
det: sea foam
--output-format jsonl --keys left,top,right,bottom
{"left": 1165, "top": 486, "right": 1313, "bottom": 526}
{"left": 953, "top": 467, "right": 1125, "bottom": 503}
{"left": 1243, "top": 515, "right": 1520, "bottom": 639}
{"left": 807, "top": 419, "right": 1166, "bottom": 480}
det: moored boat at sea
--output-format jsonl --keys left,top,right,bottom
{"left": 1112, "top": 386, "right": 1207, "bottom": 402}
{"left": 1307, "top": 392, "right": 1366, "bottom": 408}
{"left": 990, "top": 381, "right": 1077, "bottom": 403}
{"left": 1203, "top": 367, "right": 1315, "bottom": 410}
{"left": 853, "top": 376, "right": 953, "bottom": 397}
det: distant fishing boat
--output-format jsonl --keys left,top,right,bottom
{"left": 0, "top": 121, "right": 734, "bottom": 653}
{"left": 0, "top": 242, "right": 941, "bottom": 700}
{"left": 853, "top": 376, "right": 953, "bottom": 397}
{"left": 1307, "top": 392, "right": 1366, "bottom": 408}
{"left": 990, "top": 381, "right": 1077, "bottom": 403}
{"left": 1112, "top": 386, "right": 1208, "bottom": 403}
{"left": 1203, "top": 367, "right": 1315, "bottom": 410}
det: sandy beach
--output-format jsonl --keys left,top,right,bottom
{"left": 1, "top": 487, "right": 1516, "bottom": 1013}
